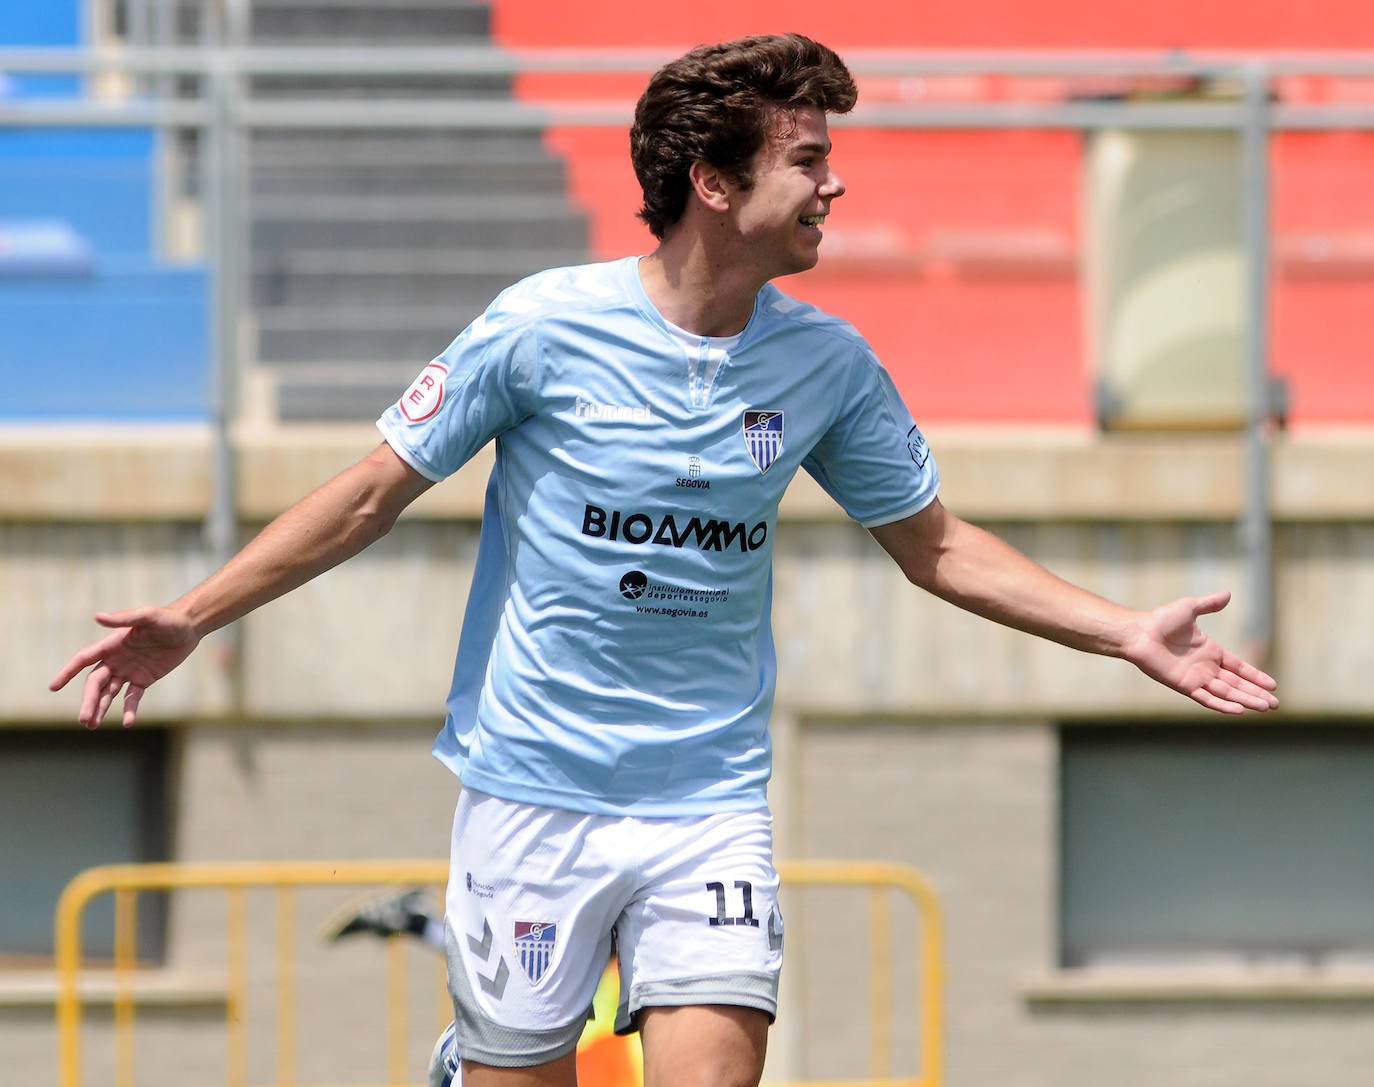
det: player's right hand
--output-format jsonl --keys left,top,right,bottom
{"left": 49, "top": 607, "right": 201, "bottom": 729}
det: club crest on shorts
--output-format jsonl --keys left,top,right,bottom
{"left": 513, "top": 921, "right": 558, "bottom": 984}
{"left": 742, "top": 409, "right": 784, "bottom": 473}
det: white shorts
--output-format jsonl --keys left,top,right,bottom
{"left": 443, "top": 788, "right": 784, "bottom": 1068}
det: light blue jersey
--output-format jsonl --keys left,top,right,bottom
{"left": 378, "top": 257, "right": 939, "bottom": 815}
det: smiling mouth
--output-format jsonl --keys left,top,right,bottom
{"left": 799, "top": 214, "right": 826, "bottom": 228}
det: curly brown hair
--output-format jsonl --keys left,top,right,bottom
{"left": 629, "top": 33, "right": 858, "bottom": 239}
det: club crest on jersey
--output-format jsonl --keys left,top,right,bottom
{"left": 399, "top": 361, "right": 448, "bottom": 423}
{"left": 513, "top": 921, "right": 558, "bottom": 984}
{"left": 742, "top": 410, "right": 784, "bottom": 473}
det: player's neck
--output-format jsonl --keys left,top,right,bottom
{"left": 639, "top": 236, "right": 764, "bottom": 338}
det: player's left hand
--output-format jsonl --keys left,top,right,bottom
{"left": 1123, "top": 590, "right": 1279, "bottom": 714}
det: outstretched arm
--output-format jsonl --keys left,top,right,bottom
{"left": 50, "top": 442, "right": 434, "bottom": 728}
{"left": 868, "top": 498, "right": 1279, "bottom": 714}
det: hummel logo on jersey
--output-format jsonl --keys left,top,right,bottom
{"left": 743, "top": 410, "right": 784, "bottom": 473}
{"left": 574, "top": 396, "right": 654, "bottom": 423}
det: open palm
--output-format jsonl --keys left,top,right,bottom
{"left": 49, "top": 607, "right": 201, "bottom": 728}
{"left": 1126, "top": 591, "right": 1278, "bottom": 715}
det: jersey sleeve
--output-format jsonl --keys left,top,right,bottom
{"left": 801, "top": 346, "right": 940, "bottom": 528}
{"left": 376, "top": 307, "right": 540, "bottom": 482}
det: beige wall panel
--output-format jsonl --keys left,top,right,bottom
{"left": 797, "top": 720, "right": 1054, "bottom": 1084}
{"left": 797, "top": 720, "right": 1374, "bottom": 1087}
{"left": 1, "top": 523, "right": 229, "bottom": 721}
{"left": 0, "top": 1009, "right": 59, "bottom": 1087}
{"left": 173, "top": 725, "right": 457, "bottom": 866}
{"left": 8, "top": 431, "right": 1374, "bottom": 1087}
{"left": 1273, "top": 523, "right": 1374, "bottom": 712}
{"left": 15, "top": 515, "right": 1374, "bottom": 723}
{"left": 171, "top": 726, "right": 456, "bottom": 1080}
{"left": 237, "top": 524, "right": 480, "bottom": 717}
{"left": 772, "top": 521, "right": 1250, "bottom": 717}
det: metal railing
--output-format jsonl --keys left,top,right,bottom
{"left": 54, "top": 857, "right": 944, "bottom": 1087}
{"left": 7, "top": 44, "right": 1374, "bottom": 674}
{"left": 55, "top": 860, "right": 450, "bottom": 1087}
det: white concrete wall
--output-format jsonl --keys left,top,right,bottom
{"left": 6, "top": 426, "right": 1374, "bottom": 1087}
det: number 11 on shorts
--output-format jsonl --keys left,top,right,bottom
{"left": 706, "top": 880, "right": 760, "bottom": 927}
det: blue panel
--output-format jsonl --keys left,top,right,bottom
{"left": 0, "top": 72, "right": 81, "bottom": 99}
{"left": 0, "top": 157, "right": 154, "bottom": 252}
{"left": 0, "top": 0, "right": 83, "bottom": 97}
{"left": 0, "top": 3, "right": 82, "bottom": 46}
{"left": 0, "top": 5, "right": 204, "bottom": 422}
{"left": 0, "top": 219, "right": 93, "bottom": 274}
{"left": 0, "top": 128, "right": 157, "bottom": 160}
{"left": 0, "top": 261, "right": 211, "bottom": 420}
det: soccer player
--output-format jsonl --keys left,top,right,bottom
{"left": 321, "top": 890, "right": 639, "bottom": 1087}
{"left": 51, "top": 33, "right": 1278, "bottom": 1087}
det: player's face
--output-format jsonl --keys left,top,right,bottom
{"left": 729, "top": 105, "right": 846, "bottom": 280}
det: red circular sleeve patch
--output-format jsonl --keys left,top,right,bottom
{"left": 399, "top": 361, "right": 449, "bottom": 423}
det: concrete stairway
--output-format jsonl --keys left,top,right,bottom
{"left": 214, "top": 0, "right": 591, "bottom": 420}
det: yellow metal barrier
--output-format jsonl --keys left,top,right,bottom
{"left": 55, "top": 858, "right": 941, "bottom": 1087}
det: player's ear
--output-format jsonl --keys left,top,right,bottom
{"left": 689, "top": 160, "right": 732, "bottom": 213}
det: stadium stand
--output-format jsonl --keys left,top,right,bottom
{"left": 0, "top": 3, "right": 211, "bottom": 420}
{"left": 238, "top": 0, "right": 590, "bottom": 421}
{"left": 3, "top": 1, "right": 1372, "bottom": 426}
{"left": 494, "top": 0, "right": 1374, "bottom": 428}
